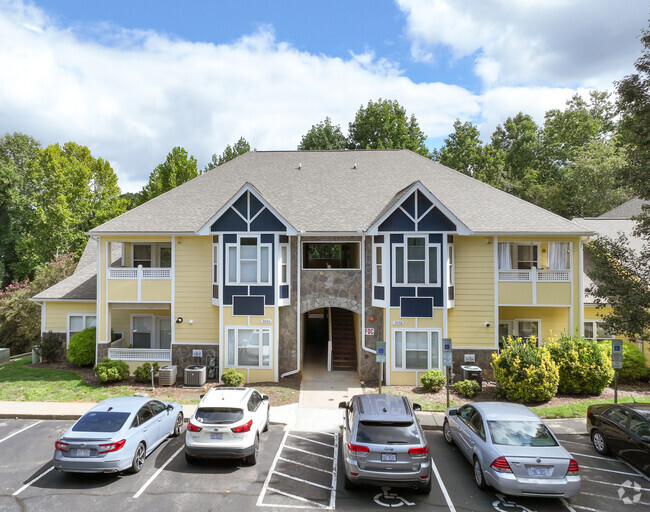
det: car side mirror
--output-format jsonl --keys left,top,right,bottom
{"left": 200, "top": 394, "right": 205, "bottom": 399}
{"left": 448, "top": 409, "right": 457, "bottom": 416}
{"left": 167, "top": 404, "right": 174, "bottom": 411}
{"left": 412, "top": 403, "right": 422, "bottom": 411}
{"left": 262, "top": 394, "right": 270, "bottom": 401}
{"left": 338, "top": 401, "right": 347, "bottom": 409}
{"left": 641, "top": 436, "right": 650, "bottom": 443}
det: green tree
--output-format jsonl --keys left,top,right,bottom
{"left": 298, "top": 117, "right": 347, "bottom": 150}
{"left": 205, "top": 137, "right": 250, "bottom": 170}
{"left": 348, "top": 99, "right": 430, "bottom": 157}
{"left": 120, "top": 192, "right": 138, "bottom": 211}
{"left": 16, "top": 142, "right": 126, "bottom": 277}
{"left": 137, "top": 147, "right": 199, "bottom": 205}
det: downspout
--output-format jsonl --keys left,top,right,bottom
{"left": 281, "top": 234, "right": 301, "bottom": 378}
{"left": 361, "top": 234, "right": 376, "bottom": 355}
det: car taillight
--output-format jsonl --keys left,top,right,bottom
{"left": 347, "top": 442, "right": 370, "bottom": 453}
{"left": 567, "top": 459, "right": 579, "bottom": 475}
{"left": 408, "top": 446, "right": 429, "bottom": 456}
{"left": 55, "top": 440, "right": 69, "bottom": 453}
{"left": 490, "top": 457, "right": 512, "bottom": 473}
{"left": 231, "top": 419, "right": 253, "bottom": 433}
{"left": 187, "top": 421, "right": 202, "bottom": 432}
{"left": 98, "top": 439, "right": 126, "bottom": 454}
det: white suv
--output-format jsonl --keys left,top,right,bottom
{"left": 184, "top": 387, "right": 270, "bottom": 465}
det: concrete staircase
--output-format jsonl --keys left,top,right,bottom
{"left": 330, "top": 308, "right": 357, "bottom": 371}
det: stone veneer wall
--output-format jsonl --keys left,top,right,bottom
{"left": 451, "top": 348, "right": 496, "bottom": 382}
{"left": 173, "top": 344, "right": 219, "bottom": 383}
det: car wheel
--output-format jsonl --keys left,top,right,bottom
{"left": 184, "top": 451, "right": 195, "bottom": 464}
{"left": 591, "top": 429, "right": 609, "bottom": 455}
{"left": 131, "top": 442, "right": 146, "bottom": 473}
{"left": 343, "top": 472, "right": 357, "bottom": 490}
{"left": 246, "top": 434, "right": 259, "bottom": 466}
{"left": 473, "top": 457, "right": 488, "bottom": 490}
{"left": 172, "top": 412, "right": 184, "bottom": 437}
{"left": 443, "top": 419, "right": 454, "bottom": 445}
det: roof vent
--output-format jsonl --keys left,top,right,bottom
{"left": 298, "top": 162, "right": 302, "bottom": 170}
{"left": 353, "top": 163, "right": 357, "bottom": 169}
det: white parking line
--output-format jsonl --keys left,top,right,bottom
{"left": 580, "top": 464, "right": 642, "bottom": 477}
{"left": 274, "top": 471, "right": 332, "bottom": 490}
{"left": 133, "top": 445, "right": 183, "bottom": 499}
{"left": 430, "top": 456, "right": 456, "bottom": 512}
{"left": 283, "top": 444, "right": 334, "bottom": 460}
{"left": 570, "top": 504, "right": 604, "bottom": 512}
{"left": 580, "top": 491, "right": 650, "bottom": 507}
{"left": 582, "top": 477, "right": 650, "bottom": 492}
{"left": 12, "top": 466, "right": 54, "bottom": 496}
{"left": 265, "top": 486, "right": 330, "bottom": 509}
{"left": 560, "top": 497, "right": 578, "bottom": 512}
{"left": 279, "top": 456, "right": 333, "bottom": 474}
{"left": 0, "top": 420, "right": 43, "bottom": 445}
{"left": 288, "top": 433, "right": 333, "bottom": 448}
{"left": 570, "top": 452, "right": 618, "bottom": 462}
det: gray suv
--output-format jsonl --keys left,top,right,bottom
{"left": 339, "top": 394, "right": 432, "bottom": 493}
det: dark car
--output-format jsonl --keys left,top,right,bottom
{"left": 587, "top": 402, "right": 650, "bottom": 476}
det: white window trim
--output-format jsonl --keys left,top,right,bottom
{"left": 67, "top": 313, "right": 97, "bottom": 347}
{"left": 447, "top": 243, "right": 455, "bottom": 287}
{"left": 225, "top": 235, "right": 272, "bottom": 286}
{"left": 584, "top": 319, "right": 613, "bottom": 340}
{"left": 391, "top": 236, "right": 442, "bottom": 287}
{"left": 225, "top": 326, "right": 272, "bottom": 368}
{"left": 212, "top": 239, "right": 220, "bottom": 305}
{"left": 392, "top": 328, "right": 442, "bottom": 372}
{"left": 130, "top": 314, "right": 156, "bottom": 349}
{"left": 279, "top": 243, "right": 290, "bottom": 286}
{"left": 511, "top": 318, "right": 542, "bottom": 340}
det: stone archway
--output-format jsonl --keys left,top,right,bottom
{"left": 300, "top": 296, "right": 361, "bottom": 315}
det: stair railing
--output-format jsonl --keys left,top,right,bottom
{"left": 327, "top": 339, "right": 332, "bottom": 372}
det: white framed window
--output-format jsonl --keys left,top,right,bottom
{"left": 131, "top": 314, "right": 153, "bottom": 349}
{"left": 498, "top": 243, "right": 540, "bottom": 270}
{"left": 393, "top": 236, "right": 441, "bottom": 286}
{"left": 393, "top": 329, "right": 441, "bottom": 371}
{"left": 226, "top": 236, "right": 272, "bottom": 285}
{"left": 226, "top": 327, "right": 271, "bottom": 368}
{"left": 584, "top": 320, "right": 613, "bottom": 340}
{"left": 133, "top": 245, "right": 152, "bottom": 267}
{"left": 131, "top": 243, "right": 171, "bottom": 268}
{"left": 279, "top": 243, "right": 289, "bottom": 286}
{"left": 374, "top": 245, "right": 383, "bottom": 285}
{"left": 212, "top": 236, "right": 219, "bottom": 301}
{"left": 67, "top": 314, "right": 96, "bottom": 346}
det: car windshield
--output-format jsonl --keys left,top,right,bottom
{"left": 195, "top": 408, "right": 244, "bottom": 424}
{"left": 72, "top": 412, "right": 130, "bottom": 433}
{"left": 488, "top": 421, "right": 558, "bottom": 446}
{"left": 356, "top": 421, "right": 421, "bottom": 445}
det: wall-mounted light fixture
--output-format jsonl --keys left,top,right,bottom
{"left": 368, "top": 316, "right": 375, "bottom": 323}
{"left": 176, "top": 317, "right": 183, "bottom": 324}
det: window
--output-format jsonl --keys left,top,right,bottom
{"left": 603, "top": 407, "right": 630, "bottom": 427}
{"left": 131, "top": 315, "right": 153, "bottom": 348}
{"left": 517, "top": 244, "right": 538, "bottom": 270}
{"left": 584, "top": 320, "right": 613, "bottom": 340}
{"left": 498, "top": 243, "right": 540, "bottom": 270}
{"left": 393, "top": 236, "right": 440, "bottom": 286}
{"left": 226, "top": 236, "right": 272, "bottom": 285}
{"left": 629, "top": 414, "right": 650, "bottom": 437}
{"left": 393, "top": 329, "right": 440, "bottom": 370}
{"left": 226, "top": 327, "right": 271, "bottom": 367}
{"left": 279, "top": 244, "right": 289, "bottom": 285}
{"left": 499, "top": 319, "right": 541, "bottom": 346}
{"left": 302, "top": 242, "right": 360, "bottom": 269}
{"left": 447, "top": 243, "right": 455, "bottom": 300}
{"left": 132, "top": 243, "right": 171, "bottom": 268}
{"left": 375, "top": 246, "right": 383, "bottom": 285}
{"left": 517, "top": 320, "right": 539, "bottom": 339}
{"left": 133, "top": 245, "right": 152, "bottom": 267}
{"left": 68, "top": 314, "right": 96, "bottom": 346}
{"left": 212, "top": 237, "right": 219, "bottom": 300}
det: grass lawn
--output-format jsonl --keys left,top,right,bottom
{"left": 532, "top": 396, "right": 650, "bottom": 419}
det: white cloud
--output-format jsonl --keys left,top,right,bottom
{"left": 396, "top": 0, "right": 647, "bottom": 88}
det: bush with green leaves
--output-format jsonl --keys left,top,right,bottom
{"left": 94, "top": 358, "right": 130, "bottom": 383}
{"left": 134, "top": 362, "right": 160, "bottom": 383}
{"left": 547, "top": 334, "right": 614, "bottom": 394}
{"left": 221, "top": 368, "right": 245, "bottom": 387}
{"left": 453, "top": 379, "right": 481, "bottom": 398}
{"left": 66, "top": 327, "right": 96, "bottom": 366}
{"left": 420, "top": 369, "right": 446, "bottom": 392}
{"left": 39, "top": 331, "right": 63, "bottom": 363}
{"left": 492, "top": 337, "right": 559, "bottom": 403}
{"left": 599, "top": 340, "right": 648, "bottom": 380}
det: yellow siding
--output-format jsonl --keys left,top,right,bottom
{"left": 447, "top": 236, "right": 495, "bottom": 348}
{"left": 248, "top": 307, "right": 275, "bottom": 326}
{"left": 107, "top": 280, "right": 138, "bottom": 302}
{"left": 98, "top": 238, "right": 107, "bottom": 342}
{"left": 174, "top": 236, "right": 219, "bottom": 344}
{"left": 44, "top": 302, "right": 96, "bottom": 332}
{"left": 499, "top": 282, "right": 532, "bottom": 304}
{"left": 584, "top": 305, "right": 609, "bottom": 320}
{"left": 141, "top": 280, "right": 172, "bottom": 302}
{"left": 499, "top": 306, "right": 569, "bottom": 341}
{"left": 537, "top": 282, "right": 571, "bottom": 305}
{"left": 246, "top": 368, "right": 274, "bottom": 383}
{"left": 389, "top": 369, "right": 430, "bottom": 386}
{"left": 222, "top": 306, "right": 250, "bottom": 326}
{"left": 389, "top": 308, "right": 417, "bottom": 329}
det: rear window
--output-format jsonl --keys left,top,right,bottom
{"left": 488, "top": 421, "right": 558, "bottom": 447}
{"left": 355, "top": 421, "right": 421, "bottom": 445}
{"left": 195, "top": 407, "right": 244, "bottom": 424}
{"left": 73, "top": 412, "right": 130, "bottom": 433}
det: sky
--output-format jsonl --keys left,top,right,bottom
{"left": 0, "top": 0, "right": 647, "bottom": 193}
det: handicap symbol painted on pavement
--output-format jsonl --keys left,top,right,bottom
{"left": 492, "top": 493, "right": 537, "bottom": 512}
{"left": 373, "top": 487, "right": 415, "bottom": 508}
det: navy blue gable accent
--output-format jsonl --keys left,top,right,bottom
{"left": 429, "top": 234, "right": 442, "bottom": 244}
{"left": 279, "top": 285, "right": 289, "bottom": 299}
{"left": 233, "top": 193, "right": 248, "bottom": 218}
{"left": 249, "top": 193, "right": 263, "bottom": 218}
{"left": 374, "top": 235, "right": 384, "bottom": 243}
{"left": 416, "top": 191, "right": 433, "bottom": 217}
{"left": 233, "top": 295, "right": 265, "bottom": 316}
{"left": 390, "top": 287, "right": 416, "bottom": 307}
{"left": 401, "top": 297, "right": 434, "bottom": 318}
{"left": 250, "top": 209, "right": 286, "bottom": 232}
{"left": 250, "top": 286, "right": 274, "bottom": 305}
{"left": 374, "top": 286, "right": 385, "bottom": 301}
{"left": 279, "top": 235, "right": 289, "bottom": 243}
{"left": 379, "top": 208, "right": 415, "bottom": 232}
{"left": 261, "top": 234, "right": 274, "bottom": 243}
{"left": 402, "top": 192, "right": 416, "bottom": 218}
{"left": 223, "top": 285, "right": 248, "bottom": 305}
{"left": 418, "top": 207, "right": 456, "bottom": 232}
{"left": 211, "top": 208, "right": 247, "bottom": 232}
{"left": 416, "top": 287, "right": 443, "bottom": 306}
{"left": 224, "top": 234, "right": 236, "bottom": 243}
{"left": 390, "top": 234, "right": 403, "bottom": 243}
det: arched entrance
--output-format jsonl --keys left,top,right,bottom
{"left": 302, "top": 306, "right": 358, "bottom": 372}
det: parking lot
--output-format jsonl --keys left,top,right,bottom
{"left": 0, "top": 419, "right": 648, "bottom": 511}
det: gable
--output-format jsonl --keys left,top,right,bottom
{"left": 378, "top": 189, "right": 457, "bottom": 232}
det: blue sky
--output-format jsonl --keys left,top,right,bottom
{"left": 0, "top": 0, "right": 647, "bottom": 191}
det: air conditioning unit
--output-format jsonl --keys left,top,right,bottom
{"left": 158, "top": 365, "right": 177, "bottom": 386}
{"left": 184, "top": 365, "right": 207, "bottom": 387}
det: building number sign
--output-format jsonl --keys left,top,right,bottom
{"left": 365, "top": 328, "right": 375, "bottom": 335}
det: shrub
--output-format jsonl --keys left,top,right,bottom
{"left": 66, "top": 327, "right": 96, "bottom": 366}
{"left": 492, "top": 337, "right": 559, "bottom": 403}
{"left": 94, "top": 358, "right": 130, "bottom": 383}
{"left": 420, "top": 369, "right": 446, "bottom": 392}
{"left": 39, "top": 331, "right": 63, "bottom": 363}
{"left": 453, "top": 379, "right": 481, "bottom": 398}
{"left": 222, "top": 368, "right": 245, "bottom": 387}
{"left": 599, "top": 340, "right": 648, "bottom": 380}
{"left": 547, "top": 334, "right": 614, "bottom": 395}
{"left": 134, "top": 362, "right": 160, "bottom": 383}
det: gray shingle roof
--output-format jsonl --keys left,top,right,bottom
{"left": 90, "top": 150, "right": 589, "bottom": 235}
{"left": 597, "top": 198, "right": 649, "bottom": 219}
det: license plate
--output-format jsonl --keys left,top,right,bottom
{"left": 381, "top": 453, "right": 397, "bottom": 462}
{"left": 529, "top": 466, "right": 547, "bottom": 476}
{"left": 76, "top": 449, "right": 91, "bottom": 457}
{"left": 210, "top": 433, "right": 222, "bottom": 440}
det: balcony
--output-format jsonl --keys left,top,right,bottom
{"left": 108, "top": 348, "right": 172, "bottom": 362}
{"left": 107, "top": 265, "right": 172, "bottom": 302}
{"left": 108, "top": 267, "right": 172, "bottom": 279}
{"left": 499, "top": 267, "right": 572, "bottom": 306}
{"left": 499, "top": 268, "right": 570, "bottom": 282}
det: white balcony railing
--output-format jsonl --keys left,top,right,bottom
{"left": 108, "top": 266, "right": 171, "bottom": 279}
{"left": 108, "top": 348, "right": 172, "bottom": 361}
{"left": 499, "top": 268, "right": 570, "bottom": 282}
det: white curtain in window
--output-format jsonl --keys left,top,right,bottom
{"left": 548, "top": 242, "right": 569, "bottom": 269}
{"left": 498, "top": 243, "right": 512, "bottom": 269}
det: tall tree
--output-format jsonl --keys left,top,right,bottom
{"left": 297, "top": 117, "right": 347, "bottom": 150}
{"left": 205, "top": 137, "right": 250, "bottom": 170}
{"left": 137, "top": 147, "right": 199, "bottom": 205}
{"left": 348, "top": 99, "right": 430, "bottom": 157}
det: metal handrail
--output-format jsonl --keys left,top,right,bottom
{"left": 327, "top": 340, "right": 332, "bottom": 372}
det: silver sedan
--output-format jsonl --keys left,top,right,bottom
{"left": 443, "top": 402, "right": 580, "bottom": 498}
{"left": 53, "top": 396, "right": 184, "bottom": 473}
